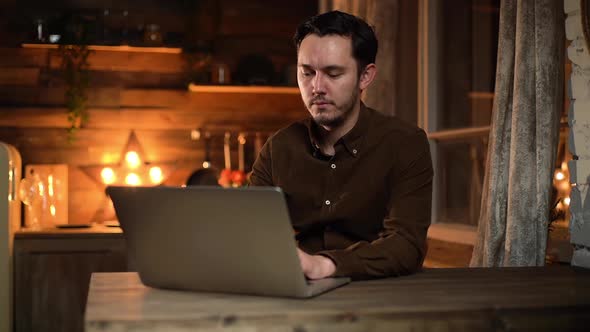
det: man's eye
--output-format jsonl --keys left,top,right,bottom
{"left": 301, "top": 71, "right": 313, "bottom": 77}
{"left": 328, "top": 73, "right": 342, "bottom": 78}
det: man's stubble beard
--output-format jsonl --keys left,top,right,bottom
{"left": 308, "top": 81, "right": 360, "bottom": 128}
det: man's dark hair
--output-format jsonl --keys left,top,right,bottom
{"left": 293, "top": 10, "right": 378, "bottom": 75}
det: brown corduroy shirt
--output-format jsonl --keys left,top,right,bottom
{"left": 249, "top": 104, "right": 433, "bottom": 280}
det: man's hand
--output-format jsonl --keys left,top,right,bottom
{"left": 297, "top": 248, "right": 336, "bottom": 279}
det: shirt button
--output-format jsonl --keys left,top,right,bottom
{"left": 325, "top": 200, "right": 331, "bottom": 206}
{"left": 331, "top": 163, "right": 336, "bottom": 169}
{"left": 352, "top": 149, "right": 358, "bottom": 154}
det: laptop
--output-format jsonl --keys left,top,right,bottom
{"left": 106, "top": 185, "right": 350, "bottom": 298}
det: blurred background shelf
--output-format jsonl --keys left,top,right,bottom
{"left": 188, "top": 83, "right": 299, "bottom": 94}
{"left": 22, "top": 43, "right": 182, "bottom": 54}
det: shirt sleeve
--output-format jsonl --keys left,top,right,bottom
{"left": 249, "top": 138, "right": 274, "bottom": 186}
{"left": 318, "top": 129, "right": 433, "bottom": 280}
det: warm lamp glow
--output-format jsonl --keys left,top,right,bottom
{"left": 564, "top": 197, "right": 571, "bottom": 206}
{"left": 8, "top": 168, "right": 13, "bottom": 201}
{"left": 202, "top": 161, "right": 211, "bottom": 169}
{"left": 101, "top": 167, "right": 116, "bottom": 184}
{"left": 554, "top": 171, "right": 565, "bottom": 181}
{"left": 125, "top": 151, "right": 141, "bottom": 169}
{"left": 149, "top": 166, "right": 163, "bottom": 184}
{"left": 50, "top": 204, "right": 56, "bottom": 216}
{"left": 559, "top": 181, "right": 571, "bottom": 191}
{"left": 38, "top": 182, "right": 45, "bottom": 196}
{"left": 48, "top": 175, "right": 54, "bottom": 196}
{"left": 125, "top": 173, "right": 141, "bottom": 186}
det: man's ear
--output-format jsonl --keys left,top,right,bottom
{"left": 359, "top": 63, "right": 377, "bottom": 90}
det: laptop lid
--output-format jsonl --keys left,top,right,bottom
{"left": 106, "top": 185, "right": 348, "bottom": 298}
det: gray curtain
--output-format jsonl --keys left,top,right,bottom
{"left": 470, "top": 0, "right": 564, "bottom": 267}
{"left": 319, "top": 0, "right": 399, "bottom": 117}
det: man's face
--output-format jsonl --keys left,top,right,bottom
{"left": 297, "top": 34, "right": 361, "bottom": 128}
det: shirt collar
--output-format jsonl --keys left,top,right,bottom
{"left": 304, "top": 102, "right": 369, "bottom": 158}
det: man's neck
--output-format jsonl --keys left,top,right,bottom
{"left": 316, "top": 102, "right": 361, "bottom": 156}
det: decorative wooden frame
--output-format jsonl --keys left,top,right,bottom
{"left": 583, "top": 0, "right": 590, "bottom": 50}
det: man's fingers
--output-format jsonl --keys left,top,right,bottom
{"left": 297, "top": 248, "right": 311, "bottom": 274}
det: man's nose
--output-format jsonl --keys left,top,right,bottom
{"left": 312, "top": 73, "right": 326, "bottom": 94}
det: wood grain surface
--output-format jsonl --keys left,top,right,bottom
{"left": 85, "top": 266, "right": 590, "bottom": 332}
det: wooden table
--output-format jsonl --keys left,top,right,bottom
{"left": 85, "top": 266, "right": 590, "bottom": 332}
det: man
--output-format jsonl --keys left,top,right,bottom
{"left": 249, "top": 11, "right": 433, "bottom": 280}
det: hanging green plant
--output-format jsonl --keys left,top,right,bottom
{"left": 59, "top": 44, "right": 91, "bottom": 142}
{"left": 50, "top": 11, "right": 97, "bottom": 142}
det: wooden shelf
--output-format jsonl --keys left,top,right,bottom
{"left": 15, "top": 224, "right": 122, "bottom": 239}
{"left": 21, "top": 43, "right": 182, "bottom": 54}
{"left": 188, "top": 83, "right": 300, "bottom": 94}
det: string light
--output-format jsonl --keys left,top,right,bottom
{"left": 554, "top": 171, "right": 565, "bottom": 181}
{"left": 553, "top": 156, "right": 572, "bottom": 214}
{"left": 556, "top": 202, "right": 564, "bottom": 211}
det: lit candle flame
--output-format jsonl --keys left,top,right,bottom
{"left": 50, "top": 204, "right": 56, "bottom": 216}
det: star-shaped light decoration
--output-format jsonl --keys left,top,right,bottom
{"left": 80, "top": 131, "right": 176, "bottom": 222}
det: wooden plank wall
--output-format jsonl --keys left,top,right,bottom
{"left": 0, "top": 46, "right": 306, "bottom": 224}
{"left": 0, "top": 0, "right": 317, "bottom": 224}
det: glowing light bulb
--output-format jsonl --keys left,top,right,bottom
{"left": 125, "top": 173, "right": 141, "bottom": 186}
{"left": 202, "top": 161, "right": 211, "bottom": 169}
{"left": 149, "top": 166, "right": 163, "bottom": 184}
{"left": 555, "top": 171, "right": 565, "bottom": 181}
{"left": 101, "top": 167, "right": 116, "bottom": 184}
{"left": 50, "top": 204, "right": 56, "bottom": 216}
{"left": 125, "top": 151, "right": 141, "bottom": 169}
{"left": 564, "top": 197, "right": 571, "bottom": 206}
